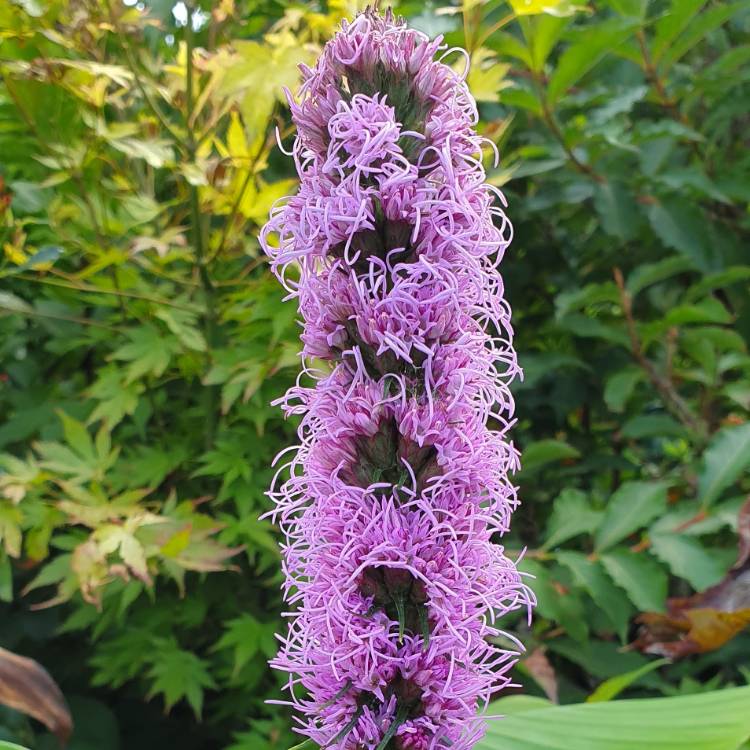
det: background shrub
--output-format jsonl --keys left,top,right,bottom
{"left": 0, "top": 1, "right": 748, "bottom": 748}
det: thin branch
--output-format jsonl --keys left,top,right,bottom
{"left": 0, "top": 304, "right": 125, "bottom": 332}
{"left": 613, "top": 267, "right": 707, "bottom": 438}
{"left": 208, "top": 120, "right": 278, "bottom": 264}
{"left": 532, "top": 72, "right": 604, "bottom": 182}
{"left": 185, "top": 3, "right": 218, "bottom": 449}
{"left": 106, "top": 0, "right": 184, "bottom": 145}
{"left": 474, "top": 12, "right": 515, "bottom": 51}
{"left": 636, "top": 30, "right": 703, "bottom": 162}
{"left": 18, "top": 273, "right": 202, "bottom": 312}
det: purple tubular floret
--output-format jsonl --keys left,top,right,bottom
{"left": 261, "top": 9, "right": 534, "bottom": 750}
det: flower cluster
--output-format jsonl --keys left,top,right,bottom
{"left": 261, "top": 9, "right": 532, "bottom": 750}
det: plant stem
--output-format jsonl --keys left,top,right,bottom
{"left": 613, "top": 267, "right": 707, "bottom": 439}
{"left": 532, "top": 72, "right": 603, "bottom": 182}
{"left": 185, "top": 2, "right": 218, "bottom": 449}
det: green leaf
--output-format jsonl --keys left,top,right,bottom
{"left": 521, "top": 439, "right": 580, "bottom": 475}
{"left": 480, "top": 685, "right": 750, "bottom": 750}
{"left": 647, "top": 200, "right": 718, "bottom": 272}
{"left": 664, "top": 298, "right": 732, "bottom": 326}
{"left": 288, "top": 741, "right": 317, "bottom": 750}
{"left": 58, "top": 410, "right": 95, "bottom": 461}
{"left": 0, "top": 548, "right": 12, "bottom": 602}
{"left": 605, "top": 0, "right": 649, "bottom": 19}
{"left": 697, "top": 423, "right": 750, "bottom": 508}
{"left": 543, "top": 489, "right": 603, "bottom": 550}
{"left": 520, "top": 14, "right": 570, "bottom": 72}
{"left": 557, "top": 314, "right": 630, "bottom": 347}
{"left": 0, "top": 744, "right": 32, "bottom": 750}
{"left": 110, "top": 326, "right": 177, "bottom": 383}
{"left": 154, "top": 308, "right": 206, "bottom": 352}
{"left": 659, "top": 2, "right": 746, "bottom": 72}
{"left": 651, "top": 0, "right": 706, "bottom": 63}
{"left": 600, "top": 549, "right": 668, "bottom": 612}
{"left": 522, "top": 559, "right": 588, "bottom": 642}
{"left": 593, "top": 180, "right": 641, "bottom": 242}
{"left": 587, "top": 658, "right": 670, "bottom": 703}
{"left": 556, "top": 551, "right": 633, "bottom": 641}
{"left": 108, "top": 137, "right": 174, "bottom": 168}
{"left": 213, "top": 614, "right": 262, "bottom": 676}
{"left": 626, "top": 255, "right": 695, "bottom": 296}
{"left": 604, "top": 369, "right": 643, "bottom": 413}
{"left": 620, "top": 414, "right": 686, "bottom": 439}
{"left": 649, "top": 533, "right": 729, "bottom": 590}
{"left": 87, "top": 366, "right": 144, "bottom": 427}
{"left": 146, "top": 639, "right": 216, "bottom": 718}
{"left": 595, "top": 481, "right": 669, "bottom": 551}
{"left": 685, "top": 266, "right": 750, "bottom": 302}
{"left": 547, "top": 19, "right": 639, "bottom": 103}
{"left": 547, "top": 638, "right": 649, "bottom": 681}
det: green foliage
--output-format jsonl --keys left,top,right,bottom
{"left": 0, "top": 0, "right": 749, "bottom": 748}
{"left": 479, "top": 686, "right": 750, "bottom": 749}
{"left": 0, "top": 0, "right": 351, "bottom": 747}
{"left": 454, "top": 0, "right": 750, "bottom": 710}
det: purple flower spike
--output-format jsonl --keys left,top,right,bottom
{"left": 261, "top": 9, "right": 534, "bottom": 749}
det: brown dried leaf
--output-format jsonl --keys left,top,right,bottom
{"left": 0, "top": 646, "right": 72, "bottom": 743}
{"left": 633, "top": 496, "right": 750, "bottom": 658}
{"left": 524, "top": 647, "right": 559, "bottom": 703}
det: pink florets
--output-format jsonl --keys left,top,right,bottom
{"left": 261, "top": 8, "right": 533, "bottom": 750}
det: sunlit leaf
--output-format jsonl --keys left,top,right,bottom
{"left": 480, "top": 686, "right": 750, "bottom": 750}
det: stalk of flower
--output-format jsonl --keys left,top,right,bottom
{"left": 261, "top": 9, "right": 533, "bottom": 750}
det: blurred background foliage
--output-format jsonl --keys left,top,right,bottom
{"left": 0, "top": 0, "right": 748, "bottom": 748}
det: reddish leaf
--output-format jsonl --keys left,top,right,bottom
{"left": 0, "top": 646, "right": 73, "bottom": 743}
{"left": 633, "top": 497, "right": 750, "bottom": 658}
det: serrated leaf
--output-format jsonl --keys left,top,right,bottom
{"left": 466, "top": 48, "right": 512, "bottom": 102}
{"left": 600, "top": 549, "right": 668, "bottom": 612}
{"left": 213, "top": 614, "right": 262, "bottom": 676}
{"left": 146, "top": 639, "right": 216, "bottom": 718}
{"left": 650, "top": 534, "right": 729, "bottom": 591}
{"left": 154, "top": 308, "right": 206, "bottom": 352}
{"left": 522, "top": 559, "right": 588, "bottom": 642}
{"left": 557, "top": 551, "right": 633, "bottom": 641}
{"left": 543, "top": 489, "right": 603, "bottom": 550}
{"left": 595, "top": 481, "right": 669, "bottom": 551}
{"left": 647, "top": 200, "right": 719, "bottom": 272}
{"left": 697, "top": 423, "right": 750, "bottom": 508}
{"left": 110, "top": 327, "right": 176, "bottom": 383}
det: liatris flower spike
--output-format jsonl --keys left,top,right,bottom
{"left": 261, "top": 8, "right": 534, "bottom": 750}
